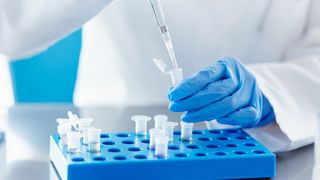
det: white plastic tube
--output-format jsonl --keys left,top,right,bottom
{"left": 180, "top": 121, "right": 194, "bottom": 142}
{"left": 155, "top": 136, "right": 169, "bottom": 158}
{"left": 131, "top": 115, "right": 151, "bottom": 136}
{"left": 168, "top": 68, "right": 183, "bottom": 86}
{"left": 67, "top": 132, "right": 82, "bottom": 153}
{"left": 154, "top": 114, "right": 168, "bottom": 129}
{"left": 149, "top": 128, "right": 163, "bottom": 150}
{"left": 88, "top": 128, "right": 102, "bottom": 153}
{"left": 162, "top": 121, "right": 178, "bottom": 141}
{"left": 57, "top": 123, "right": 72, "bottom": 146}
{"left": 74, "top": 118, "right": 93, "bottom": 145}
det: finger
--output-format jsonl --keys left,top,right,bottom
{"left": 216, "top": 106, "right": 260, "bottom": 127}
{"left": 217, "top": 83, "right": 263, "bottom": 127}
{"left": 169, "top": 78, "right": 238, "bottom": 112}
{"left": 168, "top": 61, "right": 225, "bottom": 101}
{"left": 181, "top": 78, "right": 253, "bottom": 123}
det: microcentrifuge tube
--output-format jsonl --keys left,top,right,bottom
{"left": 57, "top": 123, "right": 72, "bottom": 146}
{"left": 168, "top": 68, "right": 183, "bottom": 86}
{"left": 75, "top": 118, "right": 93, "bottom": 145}
{"left": 162, "top": 121, "right": 178, "bottom": 141}
{"left": 88, "top": 128, "right": 102, "bottom": 153}
{"left": 131, "top": 115, "right": 151, "bottom": 136}
{"left": 67, "top": 132, "right": 82, "bottom": 153}
{"left": 180, "top": 121, "right": 194, "bottom": 142}
{"left": 149, "top": 128, "right": 163, "bottom": 150}
{"left": 155, "top": 136, "right": 169, "bottom": 158}
{"left": 154, "top": 114, "right": 168, "bottom": 129}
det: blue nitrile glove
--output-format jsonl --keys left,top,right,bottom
{"left": 168, "top": 57, "right": 275, "bottom": 128}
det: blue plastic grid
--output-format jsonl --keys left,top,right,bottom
{"left": 50, "top": 129, "right": 276, "bottom": 180}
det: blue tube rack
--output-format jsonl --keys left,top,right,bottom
{"left": 50, "top": 129, "right": 276, "bottom": 180}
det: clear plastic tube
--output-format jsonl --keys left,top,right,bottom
{"left": 88, "top": 128, "right": 102, "bottom": 153}
{"left": 131, "top": 115, "right": 151, "bottom": 136}
{"left": 67, "top": 132, "right": 82, "bottom": 153}
{"left": 162, "top": 121, "right": 178, "bottom": 141}
{"left": 56, "top": 117, "right": 73, "bottom": 146}
{"left": 155, "top": 136, "right": 169, "bottom": 158}
{"left": 149, "top": 128, "right": 163, "bottom": 150}
{"left": 168, "top": 68, "right": 183, "bottom": 86}
{"left": 154, "top": 114, "right": 168, "bottom": 129}
{"left": 180, "top": 121, "right": 194, "bottom": 142}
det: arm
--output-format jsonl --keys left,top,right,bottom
{"left": 168, "top": 1, "right": 320, "bottom": 152}
{"left": 246, "top": 0, "right": 320, "bottom": 152}
{"left": 0, "top": 0, "right": 113, "bottom": 59}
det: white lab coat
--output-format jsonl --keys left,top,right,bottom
{"left": 1, "top": 0, "right": 320, "bottom": 152}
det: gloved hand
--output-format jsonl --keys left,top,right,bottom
{"left": 168, "top": 57, "right": 275, "bottom": 128}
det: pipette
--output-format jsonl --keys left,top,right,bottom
{"left": 150, "top": 0, "right": 178, "bottom": 69}
{"left": 150, "top": 0, "right": 183, "bottom": 85}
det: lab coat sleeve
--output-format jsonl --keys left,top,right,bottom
{"left": 0, "top": 0, "right": 113, "bottom": 59}
{"left": 245, "top": 1, "right": 320, "bottom": 152}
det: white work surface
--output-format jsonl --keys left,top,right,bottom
{"left": 0, "top": 104, "right": 316, "bottom": 180}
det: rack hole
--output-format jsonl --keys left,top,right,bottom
{"left": 192, "top": 130, "right": 204, "bottom": 135}
{"left": 195, "top": 153, "right": 208, "bottom": 157}
{"left": 100, "top": 134, "right": 109, "bottom": 138}
{"left": 209, "top": 130, "right": 222, "bottom": 134}
{"left": 116, "top": 133, "right": 129, "bottom": 138}
{"left": 102, "top": 141, "right": 115, "bottom": 145}
{"left": 226, "top": 144, "right": 238, "bottom": 148}
{"left": 108, "top": 148, "right": 121, "bottom": 153}
{"left": 114, "top": 156, "right": 127, "bottom": 160}
{"left": 122, "top": 140, "right": 134, "bottom": 145}
{"left": 186, "top": 145, "right": 200, "bottom": 149}
{"left": 217, "top": 137, "right": 230, "bottom": 141}
{"left": 235, "top": 136, "right": 248, "bottom": 140}
{"left": 253, "top": 150, "right": 266, "bottom": 154}
{"left": 93, "top": 156, "right": 106, "bottom": 161}
{"left": 141, "top": 139, "right": 150, "bottom": 144}
{"left": 226, "top": 129, "right": 240, "bottom": 134}
{"left": 214, "top": 152, "right": 227, "bottom": 156}
{"left": 174, "top": 131, "right": 181, "bottom": 135}
{"left": 207, "top": 144, "right": 219, "bottom": 149}
{"left": 234, "top": 151, "right": 246, "bottom": 155}
{"left": 175, "top": 153, "right": 188, "bottom": 157}
{"left": 198, "top": 137, "right": 211, "bottom": 141}
{"left": 168, "top": 145, "right": 180, "bottom": 150}
{"left": 134, "top": 155, "right": 147, "bottom": 159}
{"left": 244, "top": 143, "right": 256, "bottom": 147}
{"left": 128, "top": 147, "right": 141, "bottom": 152}
{"left": 72, "top": 157, "right": 85, "bottom": 162}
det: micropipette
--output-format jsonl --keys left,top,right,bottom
{"left": 150, "top": 0, "right": 179, "bottom": 70}
{"left": 150, "top": 0, "right": 183, "bottom": 85}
